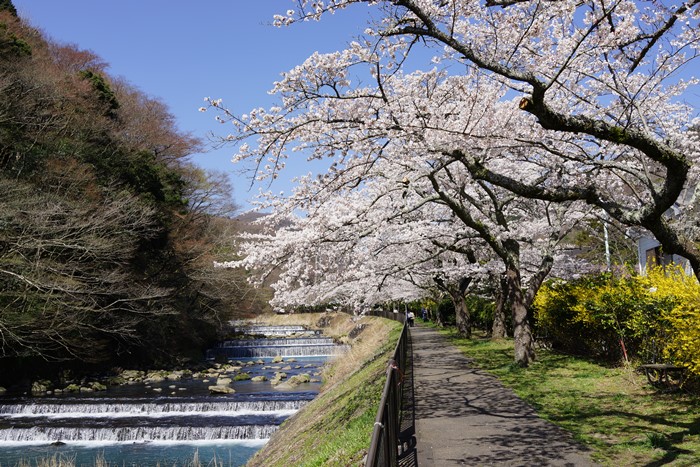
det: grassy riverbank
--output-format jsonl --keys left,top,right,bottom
{"left": 437, "top": 326, "right": 700, "bottom": 466}
{"left": 245, "top": 312, "right": 403, "bottom": 466}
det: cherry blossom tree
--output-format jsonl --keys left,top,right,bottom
{"left": 206, "top": 0, "right": 699, "bottom": 364}
{"left": 270, "top": 0, "right": 700, "bottom": 275}
{"left": 219, "top": 131, "right": 587, "bottom": 364}
{"left": 209, "top": 69, "right": 593, "bottom": 364}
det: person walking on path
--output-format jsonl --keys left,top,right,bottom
{"left": 411, "top": 324, "right": 598, "bottom": 466}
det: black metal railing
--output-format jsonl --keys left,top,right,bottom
{"left": 367, "top": 309, "right": 407, "bottom": 324}
{"left": 365, "top": 319, "right": 416, "bottom": 466}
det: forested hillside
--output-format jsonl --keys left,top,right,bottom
{"left": 0, "top": 3, "right": 265, "bottom": 384}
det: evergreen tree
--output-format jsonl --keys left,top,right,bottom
{"left": 0, "top": 0, "right": 17, "bottom": 17}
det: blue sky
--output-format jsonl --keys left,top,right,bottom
{"left": 11, "top": 1, "right": 700, "bottom": 211}
{"left": 13, "top": 1, "right": 373, "bottom": 211}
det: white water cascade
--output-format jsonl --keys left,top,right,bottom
{"left": 208, "top": 336, "right": 349, "bottom": 360}
{"left": 0, "top": 324, "right": 341, "bottom": 464}
{"left": 0, "top": 395, "right": 311, "bottom": 444}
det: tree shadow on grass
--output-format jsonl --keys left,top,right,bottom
{"left": 413, "top": 325, "right": 700, "bottom": 466}
{"left": 544, "top": 391, "right": 700, "bottom": 466}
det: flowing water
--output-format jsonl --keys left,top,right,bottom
{"left": 207, "top": 337, "right": 349, "bottom": 359}
{"left": 0, "top": 325, "right": 345, "bottom": 466}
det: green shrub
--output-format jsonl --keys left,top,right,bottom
{"left": 466, "top": 295, "right": 496, "bottom": 332}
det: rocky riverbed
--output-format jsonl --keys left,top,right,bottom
{"left": 0, "top": 357, "right": 323, "bottom": 398}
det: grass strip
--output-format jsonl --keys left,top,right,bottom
{"left": 437, "top": 327, "right": 700, "bottom": 467}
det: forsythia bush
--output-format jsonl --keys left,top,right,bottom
{"left": 533, "top": 267, "right": 700, "bottom": 377}
{"left": 637, "top": 267, "right": 700, "bottom": 376}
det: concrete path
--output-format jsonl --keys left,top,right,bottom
{"left": 411, "top": 325, "right": 598, "bottom": 466}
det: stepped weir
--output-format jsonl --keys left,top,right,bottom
{"left": 207, "top": 336, "right": 348, "bottom": 359}
{"left": 0, "top": 323, "right": 346, "bottom": 464}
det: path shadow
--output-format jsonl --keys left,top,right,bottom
{"left": 412, "top": 326, "right": 597, "bottom": 466}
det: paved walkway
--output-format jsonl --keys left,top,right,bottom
{"left": 411, "top": 324, "right": 598, "bottom": 466}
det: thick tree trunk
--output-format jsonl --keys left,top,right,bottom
{"left": 506, "top": 266, "right": 535, "bottom": 367}
{"left": 491, "top": 274, "right": 507, "bottom": 339}
{"left": 454, "top": 292, "right": 471, "bottom": 338}
{"left": 434, "top": 303, "right": 444, "bottom": 327}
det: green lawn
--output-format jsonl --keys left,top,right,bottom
{"left": 438, "top": 327, "right": 700, "bottom": 466}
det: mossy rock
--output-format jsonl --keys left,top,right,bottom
{"left": 106, "top": 376, "right": 126, "bottom": 386}
{"left": 291, "top": 373, "right": 311, "bottom": 384}
{"left": 90, "top": 382, "right": 107, "bottom": 391}
{"left": 31, "top": 380, "right": 51, "bottom": 395}
{"left": 233, "top": 372, "right": 252, "bottom": 381}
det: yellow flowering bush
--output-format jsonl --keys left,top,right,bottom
{"left": 534, "top": 267, "right": 700, "bottom": 377}
{"left": 534, "top": 273, "right": 645, "bottom": 360}
{"left": 635, "top": 267, "right": 700, "bottom": 376}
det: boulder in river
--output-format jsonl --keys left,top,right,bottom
{"left": 208, "top": 385, "right": 235, "bottom": 394}
{"left": 31, "top": 380, "right": 51, "bottom": 395}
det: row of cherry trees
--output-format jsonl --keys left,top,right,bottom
{"left": 210, "top": 0, "right": 700, "bottom": 366}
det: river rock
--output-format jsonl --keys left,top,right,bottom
{"left": 275, "top": 374, "right": 311, "bottom": 390}
{"left": 251, "top": 376, "right": 268, "bottom": 382}
{"left": 292, "top": 374, "right": 311, "bottom": 384}
{"left": 270, "top": 372, "right": 288, "bottom": 386}
{"left": 31, "top": 380, "right": 51, "bottom": 395}
{"left": 0, "top": 386, "right": 6, "bottom": 395}
{"left": 89, "top": 382, "right": 107, "bottom": 391}
{"left": 208, "top": 385, "right": 235, "bottom": 394}
{"left": 106, "top": 376, "right": 126, "bottom": 386}
{"left": 272, "top": 356, "right": 284, "bottom": 363}
{"left": 276, "top": 374, "right": 311, "bottom": 390}
{"left": 233, "top": 373, "right": 251, "bottom": 381}
{"left": 216, "top": 377, "right": 232, "bottom": 386}
{"left": 166, "top": 371, "right": 183, "bottom": 381}
{"left": 145, "top": 373, "right": 165, "bottom": 383}
{"left": 120, "top": 370, "right": 144, "bottom": 381}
